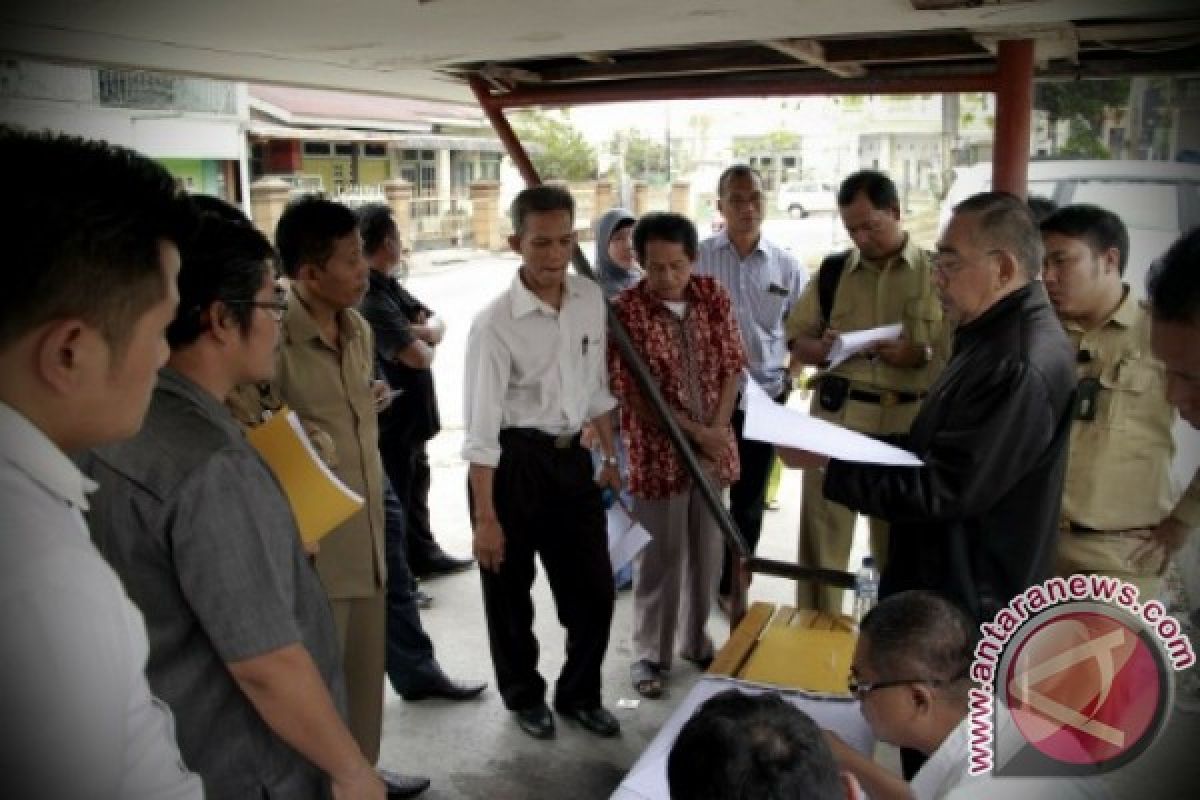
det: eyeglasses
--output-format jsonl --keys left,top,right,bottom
{"left": 847, "top": 670, "right": 966, "bottom": 700}
{"left": 229, "top": 299, "right": 288, "bottom": 321}
{"left": 932, "top": 249, "right": 1003, "bottom": 277}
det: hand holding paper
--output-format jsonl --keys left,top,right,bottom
{"left": 826, "top": 323, "right": 903, "bottom": 368}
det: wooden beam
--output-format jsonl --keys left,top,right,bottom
{"left": 762, "top": 38, "right": 867, "bottom": 79}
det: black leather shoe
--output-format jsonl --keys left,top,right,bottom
{"left": 401, "top": 669, "right": 488, "bottom": 702}
{"left": 514, "top": 704, "right": 555, "bottom": 739}
{"left": 557, "top": 705, "right": 621, "bottom": 737}
{"left": 416, "top": 551, "right": 475, "bottom": 578}
{"left": 377, "top": 768, "right": 430, "bottom": 798}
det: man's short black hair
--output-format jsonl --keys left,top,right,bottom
{"left": 274, "top": 196, "right": 360, "bottom": 278}
{"left": 837, "top": 170, "right": 899, "bottom": 212}
{"left": 1148, "top": 226, "right": 1200, "bottom": 324}
{"left": 358, "top": 203, "right": 399, "bottom": 256}
{"left": 510, "top": 185, "right": 575, "bottom": 237}
{"left": 716, "top": 164, "right": 763, "bottom": 197}
{"left": 0, "top": 127, "right": 195, "bottom": 354}
{"left": 632, "top": 212, "right": 699, "bottom": 264}
{"left": 954, "top": 190, "right": 1044, "bottom": 280}
{"left": 859, "top": 590, "right": 976, "bottom": 700}
{"left": 1026, "top": 195, "right": 1059, "bottom": 225}
{"left": 667, "top": 689, "right": 843, "bottom": 800}
{"left": 1040, "top": 203, "right": 1130, "bottom": 274}
{"left": 168, "top": 198, "right": 278, "bottom": 349}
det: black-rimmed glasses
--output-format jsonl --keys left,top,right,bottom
{"left": 847, "top": 669, "right": 966, "bottom": 700}
{"left": 228, "top": 299, "right": 288, "bottom": 321}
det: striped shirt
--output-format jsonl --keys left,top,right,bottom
{"left": 694, "top": 231, "right": 808, "bottom": 398}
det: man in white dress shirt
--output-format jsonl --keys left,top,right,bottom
{"left": 0, "top": 130, "right": 202, "bottom": 800}
{"left": 463, "top": 185, "right": 623, "bottom": 740}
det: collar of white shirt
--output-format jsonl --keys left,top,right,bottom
{"left": 0, "top": 400, "right": 97, "bottom": 510}
{"left": 509, "top": 269, "right": 585, "bottom": 319}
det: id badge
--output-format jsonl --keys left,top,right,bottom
{"left": 1075, "top": 376, "right": 1101, "bottom": 421}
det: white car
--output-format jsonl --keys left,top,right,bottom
{"left": 776, "top": 181, "right": 837, "bottom": 218}
{"left": 938, "top": 159, "right": 1200, "bottom": 297}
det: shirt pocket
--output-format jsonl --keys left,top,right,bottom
{"left": 828, "top": 297, "right": 857, "bottom": 332}
{"left": 903, "top": 297, "right": 943, "bottom": 346}
{"left": 1097, "top": 357, "right": 1153, "bottom": 431}
{"left": 755, "top": 288, "right": 789, "bottom": 332}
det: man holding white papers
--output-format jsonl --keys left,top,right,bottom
{"left": 781, "top": 192, "right": 1075, "bottom": 630}
{"left": 786, "top": 170, "right": 946, "bottom": 612}
{"left": 83, "top": 203, "right": 386, "bottom": 798}
{"left": 608, "top": 213, "right": 747, "bottom": 698}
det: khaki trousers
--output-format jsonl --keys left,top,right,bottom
{"left": 330, "top": 592, "right": 386, "bottom": 763}
{"left": 1057, "top": 528, "right": 1163, "bottom": 600}
{"left": 632, "top": 486, "right": 724, "bottom": 668}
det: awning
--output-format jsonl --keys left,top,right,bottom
{"left": 247, "top": 122, "right": 505, "bottom": 153}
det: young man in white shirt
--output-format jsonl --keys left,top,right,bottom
{"left": 463, "top": 185, "right": 623, "bottom": 740}
{"left": 0, "top": 129, "right": 202, "bottom": 800}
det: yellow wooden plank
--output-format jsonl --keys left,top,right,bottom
{"left": 710, "top": 601, "right": 775, "bottom": 677}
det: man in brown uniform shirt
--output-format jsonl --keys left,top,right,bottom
{"left": 270, "top": 197, "right": 429, "bottom": 797}
{"left": 786, "top": 170, "right": 947, "bottom": 611}
{"left": 1042, "top": 205, "right": 1200, "bottom": 598}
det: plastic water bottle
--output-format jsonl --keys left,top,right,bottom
{"left": 853, "top": 556, "right": 879, "bottom": 623}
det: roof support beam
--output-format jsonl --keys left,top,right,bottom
{"left": 760, "top": 38, "right": 867, "bottom": 78}
{"left": 992, "top": 38, "right": 1034, "bottom": 198}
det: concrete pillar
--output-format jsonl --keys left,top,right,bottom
{"left": 669, "top": 180, "right": 691, "bottom": 215}
{"left": 632, "top": 181, "right": 650, "bottom": 217}
{"left": 469, "top": 180, "right": 503, "bottom": 251}
{"left": 437, "top": 148, "right": 452, "bottom": 208}
{"left": 593, "top": 180, "right": 614, "bottom": 220}
{"left": 382, "top": 178, "right": 414, "bottom": 244}
{"left": 249, "top": 177, "right": 292, "bottom": 244}
{"left": 993, "top": 39, "right": 1035, "bottom": 198}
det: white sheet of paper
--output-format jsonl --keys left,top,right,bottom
{"left": 607, "top": 503, "right": 653, "bottom": 575}
{"left": 610, "top": 675, "right": 875, "bottom": 800}
{"left": 742, "top": 376, "right": 923, "bottom": 466}
{"left": 827, "top": 322, "right": 904, "bottom": 368}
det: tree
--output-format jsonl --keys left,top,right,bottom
{"left": 510, "top": 111, "right": 597, "bottom": 181}
{"left": 613, "top": 129, "right": 667, "bottom": 182}
{"left": 1034, "top": 79, "right": 1128, "bottom": 156}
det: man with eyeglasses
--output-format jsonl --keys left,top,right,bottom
{"left": 780, "top": 192, "right": 1075, "bottom": 629}
{"left": 786, "top": 170, "right": 947, "bottom": 612}
{"left": 83, "top": 202, "right": 387, "bottom": 798}
{"left": 825, "top": 590, "right": 1097, "bottom": 800}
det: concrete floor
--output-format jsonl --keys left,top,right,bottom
{"left": 376, "top": 247, "right": 1200, "bottom": 799}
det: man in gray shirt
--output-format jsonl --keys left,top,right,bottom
{"left": 84, "top": 203, "right": 387, "bottom": 799}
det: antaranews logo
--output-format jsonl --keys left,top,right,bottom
{"left": 967, "top": 574, "right": 1195, "bottom": 778}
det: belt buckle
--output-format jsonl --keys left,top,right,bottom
{"left": 553, "top": 433, "right": 573, "bottom": 449}
{"left": 880, "top": 390, "right": 898, "bottom": 407}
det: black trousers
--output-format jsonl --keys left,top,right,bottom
{"left": 381, "top": 477, "right": 438, "bottom": 694}
{"left": 380, "top": 438, "right": 442, "bottom": 573}
{"left": 719, "top": 398, "right": 784, "bottom": 595}
{"left": 469, "top": 430, "right": 615, "bottom": 712}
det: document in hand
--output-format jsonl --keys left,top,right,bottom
{"left": 741, "top": 375, "right": 922, "bottom": 466}
{"left": 826, "top": 322, "right": 903, "bottom": 368}
{"left": 245, "top": 409, "right": 364, "bottom": 543}
{"left": 607, "top": 502, "right": 653, "bottom": 575}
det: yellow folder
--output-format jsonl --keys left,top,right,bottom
{"left": 245, "top": 408, "right": 363, "bottom": 544}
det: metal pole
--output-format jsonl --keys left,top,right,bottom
{"left": 468, "top": 75, "right": 755, "bottom": 622}
{"left": 993, "top": 39, "right": 1035, "bottom": 197}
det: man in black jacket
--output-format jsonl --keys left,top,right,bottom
{"left": 781, "top": 191, "right": 1075, "bottom": 626}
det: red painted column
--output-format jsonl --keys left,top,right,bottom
{"left": 993, "top": 39, "right": 1035, "bottom": 198}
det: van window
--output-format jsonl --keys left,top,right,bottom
{"left": 1069, "top": 181, "right": 1179, "bottom": 232}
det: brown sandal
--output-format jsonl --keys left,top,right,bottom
{"left": 631, "top": 660, "right": 664, "bottom": 698}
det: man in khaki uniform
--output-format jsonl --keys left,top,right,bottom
{"left": 269, "top": 198, "right": 429, "bottom": 797}
{"left": 786, "top": 170, "right": 946, "bottom": 611}
{"left": 1041, "top": 205, "right": 1200, "bottom": 598}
